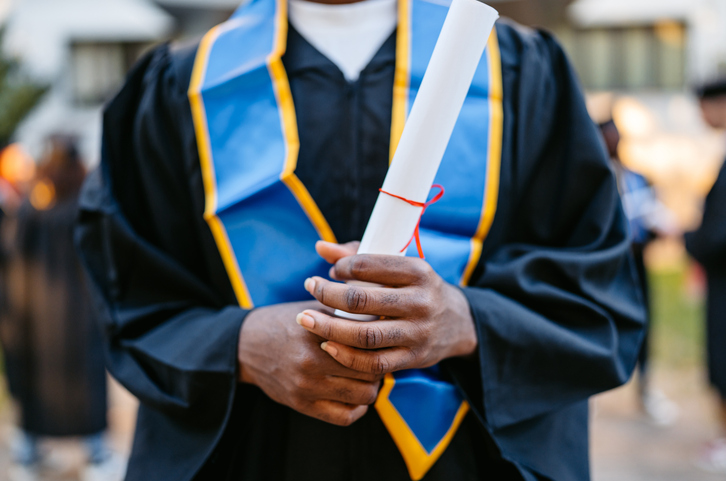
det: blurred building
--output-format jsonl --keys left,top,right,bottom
{"left": 562, "top": 0, "right": 726, "bottom": 235}
{"left": 566, "top": 0, "right": 726, "bottom": 86}
{"left": 0, "top": 0, "right": 237, "bottom": 166}
{"left": 503, "top": 0, "right": 726, "bottom": 238}
{"left": 154, "top": 0, "right": 239, "bottom": 39}
{"left": 493, "top": 0, "right": 574, "bottom": 29}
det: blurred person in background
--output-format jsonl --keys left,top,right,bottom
{"left": 686, "top": 78, "right": 726, "bottom": 474}
{"left": 0, "top": 144, "right": 34, "bottom": 221}
{"left": 0, "top": 136, "right": 125, "bottom": 481}
{"left": 0, "top": 145, "right": 30, "bottom": 475}
{"left": 599, "top": 119, "right": 681, "bottom": 427}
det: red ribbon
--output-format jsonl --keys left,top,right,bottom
{"left": 378, "top": 184, "right": 445, "bottom": 259}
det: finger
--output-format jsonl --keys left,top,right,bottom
{"left": 304, "top": 277, "right": 423, "bottom": 317}
{"left": 324, "top": 358, "right": 385, "bottom": 383}
{"left": 332, "top": 254, "right": 433, "bottom": 286}
{"left": 323, "top": 377, "right": 381, "bottom": 406}
{"left": 321, "top": 342, "right": 417, "bottom": 375}
{"left": 316, "top": 241, "right": 360, "bottom": 265}
{"left": 299, "top": 332, "right": 385, "bottom": 382}
{"left": 310, "top": 400, "right": 369, "bottom": 427}
{"left": 298, "top": 310, "right": 415, "bottom": 349}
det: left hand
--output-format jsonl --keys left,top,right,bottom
{"left": 297, "top": 241, "right": 478, "bottom": 376}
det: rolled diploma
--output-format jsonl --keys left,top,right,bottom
{"left": 335, "top": 0, "right": 499, "bottom": 321}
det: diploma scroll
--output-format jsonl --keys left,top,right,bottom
{"left": 335, "top": 0, "right": 499, "bottom": 321}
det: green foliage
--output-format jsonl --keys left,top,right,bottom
{"left": 0, "top": 31, "right": 47, "bottom": 148}
{"left": 649, "top": 264, "right": 705, "bottom": 368}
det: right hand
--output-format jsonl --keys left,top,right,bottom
{"left": 238, "top": 300, "right": 382, "bottom": 426}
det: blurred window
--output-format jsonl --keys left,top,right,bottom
{"left": 562, "top": 22, "right": 687, "bottom": 91}
{"left": 71, "top": 42, "right": 148, "bottom": 105}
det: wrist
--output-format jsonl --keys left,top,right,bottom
{"left": 239, "top": 362, "right": 256, "bottom": 385}
{"left": 445, "top": 284, "right": 478, "bottom": 359}
{"left": 238, "top": 308, "right": 264, "bottom": 385}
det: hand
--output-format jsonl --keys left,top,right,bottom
{"left": 238, "top": 300, "right": 382, "bottom": 426}
{"left": 297, "top": 241, "right": 478, "bottom": 377}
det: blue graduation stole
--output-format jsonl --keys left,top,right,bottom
{"left": 189, "top": 0, "right": 503, "bottom": 478}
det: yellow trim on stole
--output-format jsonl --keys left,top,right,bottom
{"left": 389, "top": 0, "right": 411, "bottom": 163}
{"left": 460, "top": 31, "right": 503, "bottom": 287}
{"left": 376, "top": 374, "right": 470, "bottom": 481}
{"left": 189, "top": 0, "right": 337, "bottom": 309}
{"left": 189, "top": 25, "right": 255, "bottom": 309}
{"left": 270, "top": 0, "right": 337, "bottom": 243}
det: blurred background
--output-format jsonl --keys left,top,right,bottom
{"left": 0, "top": 0, "right": 722, "bottom": 480}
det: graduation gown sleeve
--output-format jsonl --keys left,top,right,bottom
{"left": 685, "top": 162, "right": 726, "bottom": 267}
{"left": 75, "top": 44, "right": 247, "bottom": 479}
{"left": 448, "top": 24, "right": 645, "bottom": 450}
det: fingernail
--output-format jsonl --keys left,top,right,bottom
{"left": 304, "top": 277, "right": 316, "bottom": 293}
{"left": 296, "top": 313, "right": 315, "bottom": 329}
{"left": 321, "top": 342, "right": 338, "bottom": 357}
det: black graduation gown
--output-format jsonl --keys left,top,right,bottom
{"left": 75, "top": 20, "right": 645, "bottom": 481}
{"left": 1, "top": 197, "right": 107, "bottom": 436}
{"left": 685, "top": 160, "right": 726, "bottom": 397}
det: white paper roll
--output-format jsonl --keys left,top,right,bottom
{"left": 335, "top": 0, "right": 499, "bottom": 321}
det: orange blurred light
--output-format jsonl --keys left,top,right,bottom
{"left": 654, "top": 20, "right": 685, "bottom": 48}
{"left": 29, "top": 179, "right": 55, "bottom": 211}
{"left": 0, "top": 144, "right": 36, "bottom": 186}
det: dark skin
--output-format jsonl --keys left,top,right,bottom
{"left": 237, "top": 0, "right": 477, "bottom": 427}
{"left": 239, "top": 241, "right": 478, "bottom": 426}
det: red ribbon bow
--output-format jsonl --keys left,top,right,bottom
{"left": 378, "top": 184, "right": 445, "bottom": 259}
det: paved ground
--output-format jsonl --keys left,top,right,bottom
{"left": 0, "top": 379, "right": 137, "bottom": 481}
{"left": 591, "top": 366, "right": 724, "bottom": 481}
{"left": 0, "top": 366, "right": 721, "bottom": 480}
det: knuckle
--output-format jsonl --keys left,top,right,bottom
{"left": 418, "top": 288, "right": 434, "bottom": 307}
{"left": 371, "top": 355, "right": 391, "bottom": 375}
{"left": 345, "top": 407, "right": 367, "bottom": 426}
{"left": 381, "top": 291, "right": 400, "bottom": 307}
{"left": 359, "top": 326, "right": 383, "bottom": 349}
{"left": 349, "top": 256, "right": 369, "bottom": 278}
{"left": 325, "top": 410, "right": 354, "bottom": 427}
{"left": 415, "top": 297, "right": 433, "bottom": 318}
{"left": 417, "top": 322, "right": 433, "bottom": 340}
{"left": 386, "top": 326, "right": 406, "bottom": 344}
{"left": 345, "top": 287, "right": 369, "bottom": 312}
{"left": 290, "top": 395, "right": 307, "bottom": 412}
{"left": 350, "top": 355, "right": 369, "bottom": 373}
{"left": 299, "top": 355, "right": 316, "bottom": 372}
{"left": 315, "top": 283, "right": 328, "bottom": 304}
{"left": 364, "top": 386, "right": 379, "bottom": 405}
{"left": 338, "top": 413, "right": 355, "bottom": 427}
{"left": 337, "top": 354, "right": 356, "bottom": 370}
{"left": 407, "top": 348, "right": 423, "bottom": 368}
{"left": 416, "top": 261, "right": 435, "bottom": 281}
{"left": 334, "top": 385, "right": 354, "bottom": 402}
{"left": 321, "top": 319, "right": 335, "bottom": 340}
{"left": 294, "top": 375, "right": 312, "bottom": 393}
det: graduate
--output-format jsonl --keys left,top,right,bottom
{"left": 1, "top": 137, "right": 123, "bottom": 481}
{"left": 687, "top": 78, "right": 726, "bottom": 474}
{"left": 75, "top": 0, "right": 645, "bottom": 479}
{"left": 599, "top": 119, "right": 680, "bottom": 426}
